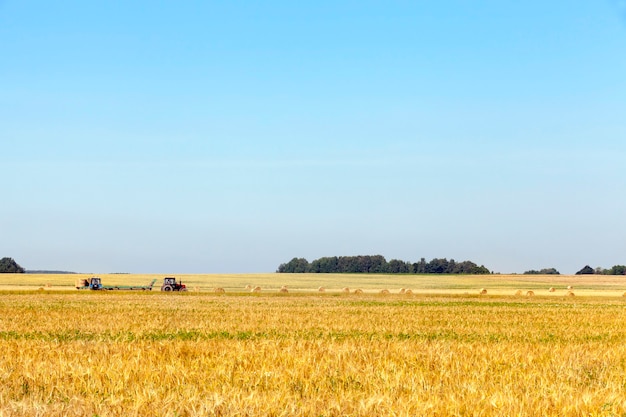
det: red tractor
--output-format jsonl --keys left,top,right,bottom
{"left": 160, "top": 277, "right": 187, "bottom": 292}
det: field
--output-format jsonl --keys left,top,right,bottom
{"left": 1, "top": 273, "right": 626, "bottom": 416}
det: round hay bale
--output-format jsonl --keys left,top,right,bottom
{"left": 252, "top": 286, "right": 262, "bottom": 293}
{"left": 353, "top": 289, "right": 363, "bottom": 294}
{"left": 405, "top": 289, "right": 413, "bottom": 295}
{"left": 213, "top": 287, "right": 225, "bottom": 293}
{"left": 245, "top": 284, "right": 252, "bottom": 290}
{"left": 379, "top": 289, "right": 390, "bottom": 295}
{"left": 342, "top": 287, "right": 350, "bottom": 293}
{"left": 548, "top": 287, "right": 555, "bottom": 292}
{"left": 526, "top": 290, "right": 535, "bottom": 297}
{"left": 622, "top": 292, "right": 626, "bottom": 297}
{"left": 398, "top": 288, "right": 406, "bottom": 294}
{"left": 479, "top": 288, "right": 487, "bottom": 295}
{"left": 567, "top": 291, "right": 575, "bottom": 297}
{"left": 514, "top": 290, "right": 522, "bottom": 296}
{"left": 318, "top": 286, "right": 325, "bottom": 292}
{"left": 567, "top": 285, "right": 573, "bottom": 290}
{"left": 279, "top": 287, "right": 288, "bottom": 293}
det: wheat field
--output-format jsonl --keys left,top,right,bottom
{"left": 1, "top": 274, "right": 626, "bottom": 416}
{"left": 3, "top": 272, "right": 626, "bottom": 295}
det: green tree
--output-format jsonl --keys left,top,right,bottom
{"left": 606, "top": 265, "right": 626, "bottom": 275}
{"left": 0, "top": 257, "right": 25, "bottom": 273}
{"left": 309, "top": 257, "right": 339, "bottom": 273}
{"left": 426, "top": 258, "right": 449, "bottom": 274}
{"left": 387, "top": 259, "right": 410, "bottom": 273}
{"left": 575, "top": 265, "right": 595, "bottom": 275}
{"left": 412, "top": 258, "right": 427, "bottom": 274}
{"left": 277, "top": 257, "right": 309, "bottom": 273}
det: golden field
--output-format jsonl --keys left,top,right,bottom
{"left": 1, "top": 273, "right": 626, "bottom": 416}
{"left": 2, "top": 272, "right": 626, "bottom": 295}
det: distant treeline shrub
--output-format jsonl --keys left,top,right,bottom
{"left": 576, "top": 264, "right": 626, "bottom": 275}
{"left": 0, "top": 257, "right": 25, "bottom": 273}
{"left": 523, "top": 268, "right": 560, "bottom": 275}
{"left": 277, "top": 255, "right": 490, "bottom": 274}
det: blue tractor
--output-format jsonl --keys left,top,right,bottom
{"left": 76, "top": 277, "right": 103, "bottom": 290}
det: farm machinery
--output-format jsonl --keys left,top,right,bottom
{"left": 76, "top": 277, "right": 157, "bottom": 291}
{"left": 160, "top": 277, "right": 187, "bottom": 292}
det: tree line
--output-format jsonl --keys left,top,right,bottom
{"left": 277, "top": 255, "right": 491, "bottom": 274}
{"left": 0, "top": 257, "right": 25, "bottom": 273}
{"left": 523, "top": 265, "right": 626, "bottom": 275}
{"left": 523, "top": 268, "right": 560, "bottom": 275}
{"left": 575, "top": 265, "right": 626, "bottom": 275}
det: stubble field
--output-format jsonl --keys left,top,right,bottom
{"left": 1, "top": 273, "right": 626, "bottom": 416}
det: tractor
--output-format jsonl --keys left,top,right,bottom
{"left": 76, "top": 277, "right": 103, "bottom": 290}
{"left": 160, "top": 277, "right": 187, "bottom": 292}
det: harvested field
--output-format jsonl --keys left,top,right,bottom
{"left": 4, "top": 273, "right": 626, "bottom": 296}
{"left": 1, "top": 273, "right": 626, "bottom": 416}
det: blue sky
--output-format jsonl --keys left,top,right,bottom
{"left": 2, "top": 1, "right": 626, "bottom": 274}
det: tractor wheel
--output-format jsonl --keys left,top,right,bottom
{"left": 163, "top": 285, "right": 173, "bottom": 292}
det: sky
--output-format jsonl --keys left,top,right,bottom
{"left": 1, "top": 1, "right": 626, "bottom": 274}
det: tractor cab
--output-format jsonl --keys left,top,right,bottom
{"left": 161, "top": 277, "right": 187, "bottom": 292}
{"left": 89, "top": 277, "right": 102, "bottom": 290}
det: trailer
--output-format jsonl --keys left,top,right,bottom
{"left": 76, "top": 277, "right": 157, "bottom": 291}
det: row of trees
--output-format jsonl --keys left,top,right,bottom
{"left": 277, "top": 256, "right": 491, "bottom": 274}
{"left": 576, "top": 265, "right": 626, "bottom": 275}
{"left": 524, "top": 268, "right": 560, "bottom": 275}
{"left": 0, "top": 258, "right": 25, "bottom": 273}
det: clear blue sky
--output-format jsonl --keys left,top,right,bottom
{"left": 2, "top": 1, "right": 626, "bottom": 274}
